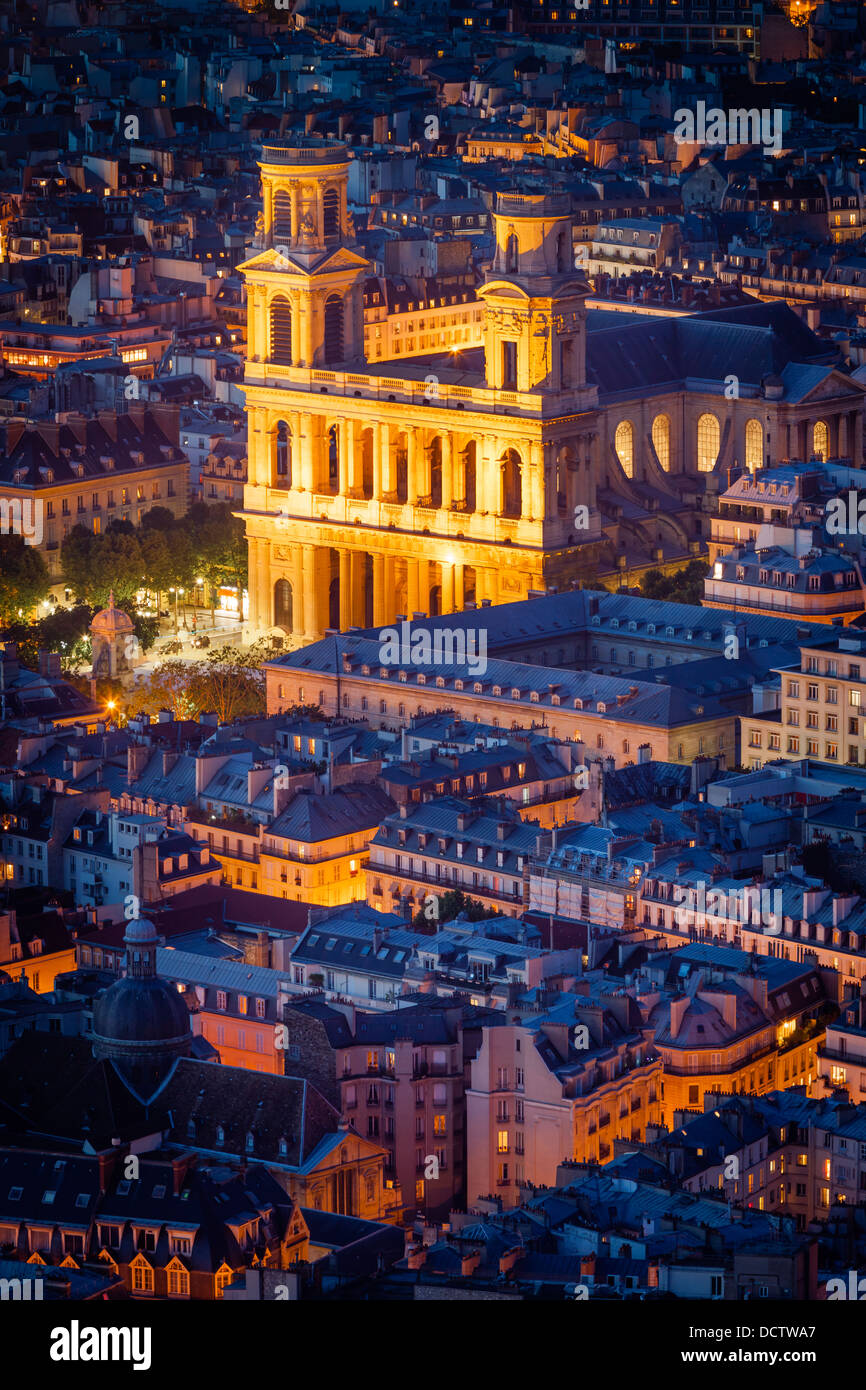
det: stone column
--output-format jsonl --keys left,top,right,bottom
{"left": 529, "top": 441, "right": 544, "bottom": 520}
{"left": 407, "top": 559, "right": 420, "bottom": 616}
{"left": 441, "top": 434, "right": 453, "bottom": 510}
{"left": 383, "top": 555, "right": 396, "bottom": 625}
{"left": 407, "top": 427, "right": 419, "bottom": 506}
{"left": 441, "top": 563, "right": 455, "bottom": 614}
{"left": 481, "top": 436, "right": 497, "bottom": 514}
{"left": 454, "top": 562, "right": 464, "bottom": 612}
{"left": 838, "top": 413, "right": 849, "bottom": 461}
{"left": 293, "top": 548, "right": 305, "bottom": 642}
{"left": 247, "top": 286, "right": 259, "bottom": 361}
{"left": 380, "top": 422, "right": 394, "bottom": 496}
{"left": 417, "top": 559, "right": 430, "bottom": 615}
{"left": 256, "top": 539, "right": 270, "bottom": 630}
{"left": 303, "top": 293, "right": 314, "bottom": 367}
{"left": 453, "top": 442, "right": 466, "bottom": 505}
{"left": 339, "top": 550, "right": 352, "bottom": 630}
{"left": 290, "top": 186, "right": 299, "bottom": 242}
{"left": 372, "top": 554, "right": 386, "bottom": 627}
{"left": 289, "top": 290, "right": 300, "bottom": 368}
{"left": 372, "top": 425, "right": 383, "bottom": 500}
{"left": 315, "top": 185, "right": 324, "bottom": 243}
{"left": 298, "top": 414, "right": 314, "bottom": 492}
{"left": 854, "top": 411, "right": 864, "bottom": 469}
{"left": 302, "top": 546, "right": 319, "bottom": 641}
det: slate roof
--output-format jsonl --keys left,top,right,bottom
{"left": 271, "top": 634, "right": 741, "bottom": 731}
{"left": 0, "top": 413, "right": 184, "bottom": 487}
{"left": 269, "top": 784, "right": 396, "bottom": 844}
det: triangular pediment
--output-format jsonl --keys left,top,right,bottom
{"left": 801, "top": 370, "right": 866, "bottom": 403}
{"left": 238, "top": 244, "right": 369, "bottom": 281}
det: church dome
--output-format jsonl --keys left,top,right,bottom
{"left": 92, "top": 975, "right": 192, "bottom": 1048}
{"left": 90, "top": 590, "right": 134, "bottom": 637}
{"left": 91, "top": 916, "right": 192, "bottom": 1097}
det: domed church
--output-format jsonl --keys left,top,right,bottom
{"left": 91, "top": 915, "right": 193, "bottom": 1100}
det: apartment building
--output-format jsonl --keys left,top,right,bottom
{"left": 742, "top": 631, "right": 866, "bottom": 769}
{"left": 0, "top": 407, "right": 188, "bottom": 588}
{"left": 466, "top": 999, "right": 662, "bottom": 1207}
{"left": 367, "top": 797, "right": 539, "bottom": 919}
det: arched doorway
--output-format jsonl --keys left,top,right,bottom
{"left": 324, "top": 295, "right": 344, "bottom": 363}
{"left": 270, "top": 298, "right": 292, "bottom": 365}
{"left": 429, "top": 438, "right": 442, "bottom": 509}
{"left": 274, "top": 579, "right": 292, "bottom": 632}
{"left": 327, "top": 425, "right": 339, "bottom": 494}
{"left": 501, "top": 449, "right": 522, "bottom": 519}
{"left": 274, "top": 421, "right": 291, "bottom": 485}
{"left": 463, "top": 441, "right": 477, "bottom": 512}
{"left": 395, "top": 433, "right": 408, "bottom": 503}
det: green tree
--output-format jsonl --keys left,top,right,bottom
{"left": 188, "top": 502, "right": 247, "bottom": 617}
{"left": 640, "top": 560, "right": 709, "bottom": 606}
{"left": 123, "top": 661, "right": 202, "bottom": 721}
{"left": 411, "top": 889, "right": 497, "bottom": 930}
{"left": 61, "top": 524, "right": 143, "bottom": 607}
{"left": 188, "top": 647, "right": 265, "bottom": 723}
{"left": 124, "top": 648, "right": 265, "bottom": 724}
{"left": 0, "top": 535, "right": 50, "bottom": 624}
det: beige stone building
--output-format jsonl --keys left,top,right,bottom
{"left": 238, "top": 139, "right": 602, "bottom": 645}
{"left": 741, "top": 631, "right": 866, "bottom": 770}
{"left": 237, "top": 139, "right": 866, "bottom": 646}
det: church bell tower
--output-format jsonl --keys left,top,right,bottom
{"left": 477, "top": 192, "right": 590, "bottom": 397}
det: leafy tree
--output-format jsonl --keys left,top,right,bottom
{"left": 411, "top": 888, "right": 497, "bottom": 930}
{"left": 188, "top": 647, "right": 265, "bottom": 723}
{"left": 188, "top": 501, "right": 247, "bottom": 615}
{"left": 0, "top": 535, "right": 50, "bottom": 624}
{"left": 124, "top": 647, "right": 265, "bottom": 724}
{"left": 123, "top": 661, "right": 202, "bottom": 721}
{"left": 59, "top": 525, "right": 94, "bottom": 604}
{"left": 640, "top": 560, "right": 709, "bottom": 606}
{"left": 140, "top": 506, "right": 177, "bottom": 532}
{"left": 61, "top": 524, "right": 143, "bottom": 607}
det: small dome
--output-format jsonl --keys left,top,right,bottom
{"left": 92, "top": 976, "right": 191, "bottom": 1048}
{"left": 124, "top": 916, "right": 158, "bottom": 946}
{"left": 91, "top": 590, "right": 134, "bottom": 637}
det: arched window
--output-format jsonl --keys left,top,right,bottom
{"left": 324, "top": 294, "right": 344, "bottom": 362}
{"left": 274, "top": 580, "right": 292, "bottom": 631}
{"left": 745, "top": 418, "right": 763, "bottom": 472}
{"left": 429, "top": 437, "right": 442, "bottom": 508}
{"left": 328, "top": 424, "right": 339, "bottom": 491}
{"left": 270, "top": 297, "right": 292, "bottom": 365}
{"left": 813, "top": 420, "right": 828, "bottom": 461}
{"left": 273, "top": 189, "right": 292, "bottom": 241}
{"left": 505, "top": 231, "right": 518, "bottom": 273}
{"left": 463, "top": 440, "right": 477, "bottom": 512}
{"left": 697, "top": 412, "right": 720, "bottom": 472}
{"left": 323, "top": 188, "right": 340, "bottom": 239}
{"left": 556, "top": 228, "right": 568, "bottom": 273}
{"left": 501, "top": 449, "right": 523, "bottom": 518}
{"left": 275, "top": 420, "right": 291, "bottom": 483}
{"left": 651, "top": 414, "right": 670, "bottom": 471}
{"left": 615, "top": 420, "right": 634, "bottom": 478}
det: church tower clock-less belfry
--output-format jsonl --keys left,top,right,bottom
{"left": 239, "top": 142, "right": 600, "bottom": 645}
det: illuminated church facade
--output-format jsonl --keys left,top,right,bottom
{"left": 238, "top": 139, "right": 865, "bottom": 645}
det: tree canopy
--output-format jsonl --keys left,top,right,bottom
{"left": 639, "top": 560, "right": 709, "bottom": 606}
{"left": 60, "top": 505, "right": 247, "bottom": 610}
{"left": 0, "top": 535, "right": 50, "bottom": 625}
